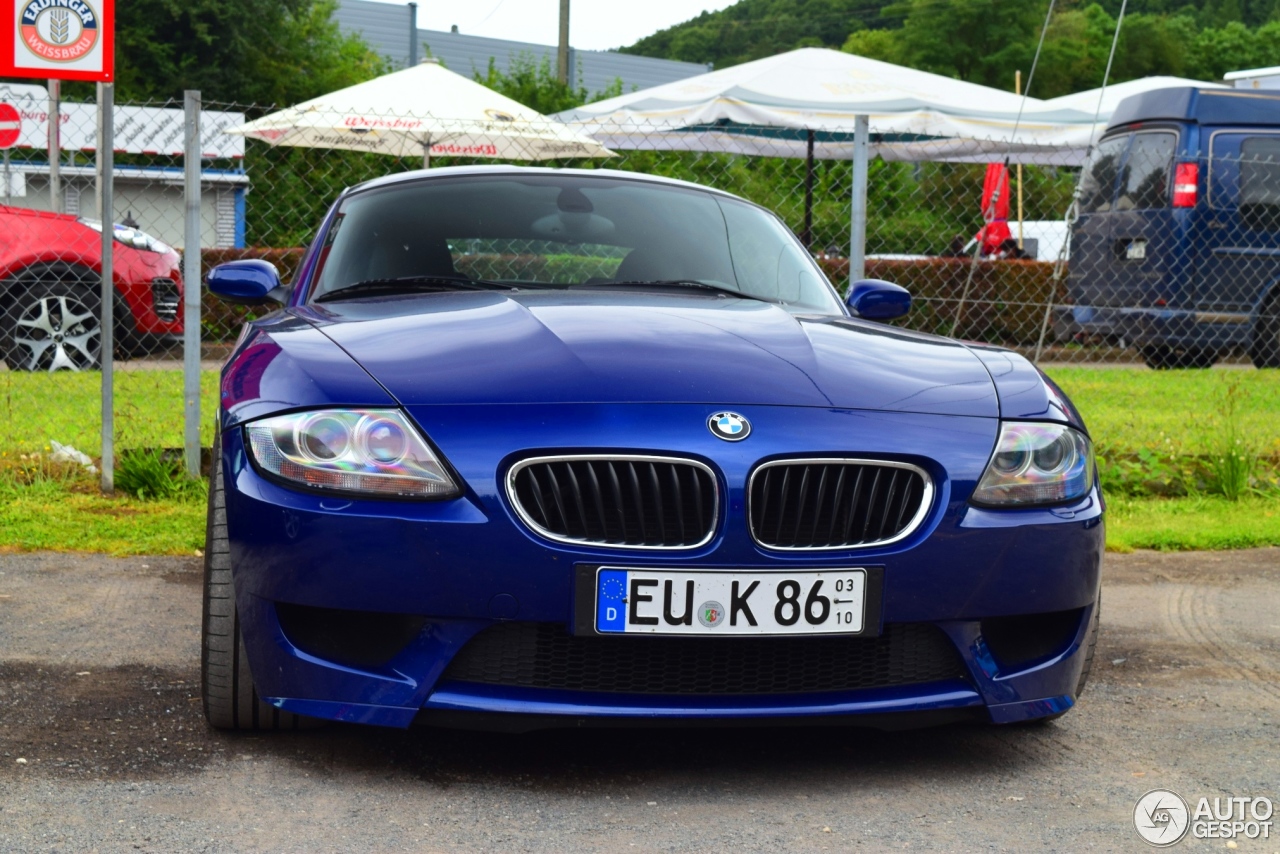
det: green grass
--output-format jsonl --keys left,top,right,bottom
{"left": 0, "top": 474, "right": 205, "bottom": 556}
{"left": 1045, "top": 367, "right": 1280, "bottom": 458}
{"left": 0, "top": 367, "right": 1278, "bottom": 555}
{"left": 0, "top": 368, "right": 217, "bottom": 555}
{"left": 1105, "top": 494, "right": 1280, "bottom": 552}
{"left": 2, "top": 366, "right": 1275, "bottom": 459}
{"left": 0, "top": 369, "right": 221, "bottom": 454}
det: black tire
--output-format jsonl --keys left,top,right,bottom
{"left": 1074, "top": 592, "right": 1101, "bottom": 698}
{"left": 1249, "top": 300, "right": 1280, "bottom": 368}
{"left": 1, "top": 278, "right": 101, "bottom": 371}
{"left": 202, "top": 440, "right": 317, "bottom": 730}
{"left": 1140, "top": 345, "right": 1218, "bottom": 370}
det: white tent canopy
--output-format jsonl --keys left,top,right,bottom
{"left": 1040, "top": 75, "right": 1226, "bottom": 114}
{"left": 1009, "top": 75, "right": 1229, "bottom": 160}
{"left": 554, "top": 47, "right": 1109, "bottom": 277}
{"left": 854, "top": 77, "right": 1227, "bottom": 164}
{"left": 556, "top": 49, "right": 1230, "bottom": 166}
{"left": 228, "top": 60, "right": 613, "bottom": 166}
{"left": 555, "top": 48, "right": 1104, "bottom": 164}
{"left": 553, "top": 49, "right": 1227, "bottom": 275}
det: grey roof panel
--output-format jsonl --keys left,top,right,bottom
{"left": 332, "top": 1, "right": 411, "bottom": 61}
{"left": 335, "top": 0, "right": 709, "bottom": 98}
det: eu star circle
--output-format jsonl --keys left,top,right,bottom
{"left": 601, "top": 577, "right": 626, "bottom": 601}
{"left": 708, "top": 411, "right": 751, "bottom": 442}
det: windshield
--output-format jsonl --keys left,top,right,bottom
{"left": 310, "top": 174, "right": 845, "bottom": 314}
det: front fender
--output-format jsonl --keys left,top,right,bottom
{"left": 964, "top": 345, "right": 1088, "bottom": 434}
{"left": 219, "top": 310, "right": 395, "bottom": 430}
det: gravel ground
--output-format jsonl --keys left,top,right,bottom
{"left": 0, "top": 548, "right": 1277, "bottom": 852}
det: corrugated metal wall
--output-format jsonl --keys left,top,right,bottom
{"left": 333, "top": 0, "right": 710, "bottom": 97}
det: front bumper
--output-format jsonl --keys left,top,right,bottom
{"left": 220, "top": 403, "right": 1104, "bottom": 730}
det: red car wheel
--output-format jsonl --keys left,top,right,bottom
{"left": 2, "top": 278, "right": 101, "bottom": 371}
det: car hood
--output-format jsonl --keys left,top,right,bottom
{"left": 298, "top": 291, "right": 998, "bottom": 417}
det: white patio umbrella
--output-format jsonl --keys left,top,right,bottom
{"left": 227, "top": 60, "right": 613, "bottom": 167}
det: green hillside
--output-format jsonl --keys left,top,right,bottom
{"left": 622, "top": 0, "right": 1280, "bottom": 98}
{"left": 618, "top": 0, "right": 886, "bottom": 68}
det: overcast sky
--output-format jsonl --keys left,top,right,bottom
{"left": 366, "top": 0, "right": 738, "bottom": 51}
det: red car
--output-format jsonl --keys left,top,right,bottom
{"left": 0, "top": 205, "right": 185, "bottom": 371}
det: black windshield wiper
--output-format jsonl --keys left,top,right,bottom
{"left": 315, "top": 275, "right": 515, "bottom": 303}
{"left": 588, "top": 279, "right": 778, "bottom": 304}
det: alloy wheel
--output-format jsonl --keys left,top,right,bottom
{"left": 13, "top": 293, "right": 100, "bottom": 371}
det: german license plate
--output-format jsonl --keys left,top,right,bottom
{"left": 592, "top": 567, "right": 867, "bottom": 636}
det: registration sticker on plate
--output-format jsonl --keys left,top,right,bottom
{"left": 593, "top": 567, "right": 867, "bottom": 636}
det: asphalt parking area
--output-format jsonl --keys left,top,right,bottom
{"left": 1, "top": 549, "right": 1277, "bottom": 852}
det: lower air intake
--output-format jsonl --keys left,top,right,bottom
{"left": 440, "top": 622, "right": 967, "bottom": 695}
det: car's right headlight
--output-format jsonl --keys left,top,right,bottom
{"left": 244, "top": 409, "right": 460, "bottom": 500}
{"left": 971, "top": 422, "right": 1095, "bottom": 507}
{"left": 77, "top": 217, "right": 174, "bottom": 254}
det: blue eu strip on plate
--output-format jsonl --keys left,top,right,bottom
{"left": 596, "top": 569, "right": 629, "bottom": 633}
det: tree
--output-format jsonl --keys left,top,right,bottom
{"left": 107, "top": 0, "right": 385, "bottom": 106}
{"left": 876, "top": 0, "right": 1046, "bottom": 89}
{"left": 473, "top": 54, "right": 624, "bottom": 114}
{"left": 630, "top": 0, "right": 1280, "bottom": 89}
{"left": 622, "top": 0, "right": 888, "bottom": 69}
{"left": 1189, "top": 18, "right": 1280, "bottom": 77}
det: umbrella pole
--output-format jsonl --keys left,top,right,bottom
{"left": 803, "top": 130, "right": 815, "bottom": 251}
{"left": 1015, "top": 70, "right": 1024, "bottom": 250}
{"left": 422, "top": 135, "right": 431, "bottom": 170}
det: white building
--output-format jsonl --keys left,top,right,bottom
{"left": 1225, "top": 66, "right": 1280, "bottom": 90}
{"left": 0, "top": 82, "right": 247, "bottom": 249}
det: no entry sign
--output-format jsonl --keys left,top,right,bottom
{"left": 0, "top": 103, "right": 19, "bottom": 148}
{"left": 0, "top": 0, "right": 114, "bottom": 82}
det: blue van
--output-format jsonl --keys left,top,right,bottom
{"left": 1067, "top": 87, "right": 1280, "bottom": 368}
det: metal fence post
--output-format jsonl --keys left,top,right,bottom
{"left": 97, "top": 82, "right": 114, "bottom": 492}
{"left": 47, "top": 79, "right": 60, "bottom": 213}
{"left": 183, "top": 90, "right": 202, "bottom": 479}
{"left": 408, "top": 2, "right": 418, "bottom": 66}
{"left": 848, "top": 114, "right": 869, "bottom": 288}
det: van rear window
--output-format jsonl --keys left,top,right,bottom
{"left": 1116, "top": 132, "right": 1176, "bottom": 211}
{"left": 1079, "top": 135, "right": 1129, "bottom": 214}
{"left": 1241, "top": 137, "right": 1280, "bottom": 232}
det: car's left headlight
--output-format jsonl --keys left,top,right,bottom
{"left": 244, "top": 409, "right": 460, "bottom": 500}
{"left": 971, "top": 421, "right": 1095, "bottom": 507}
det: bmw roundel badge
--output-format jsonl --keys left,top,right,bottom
{"left": 708, "top": 411, "right": 751, "bottom": 442}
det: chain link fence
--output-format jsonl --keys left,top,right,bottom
{"left": 4, "top": 97, "right": 1279, "bottom": 461}
{"left": 201, "top": 104, "right": 1280, "bottom": 369}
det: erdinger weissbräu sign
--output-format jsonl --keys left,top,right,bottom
{"left": 1, "top": 0, "right": 114, "bottom": 82}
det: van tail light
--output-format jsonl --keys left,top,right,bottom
{"left": 1173, "top": 162, "right": 1198, "bottom": 208}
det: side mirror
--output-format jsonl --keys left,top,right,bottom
{"left": 207, "top": 259, "right": 289, "bottom": 305}
{"left": 846, "top": 279, "right": 911, "bottom": 321}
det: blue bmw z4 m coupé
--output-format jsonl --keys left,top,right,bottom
{"left": 202, "top": 167, "right": 1103, "bottom": 732}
